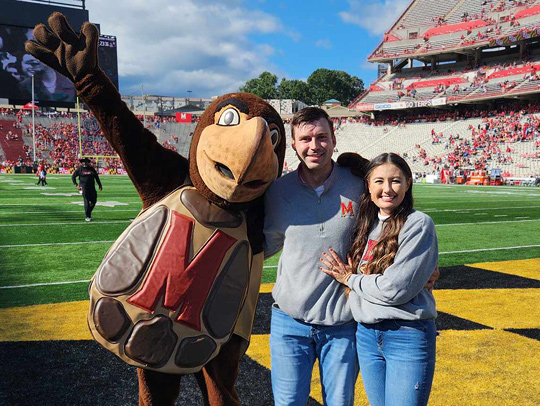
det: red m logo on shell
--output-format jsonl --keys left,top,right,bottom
{"left": 127, "top": 211, "right": 237, "bottom": 331}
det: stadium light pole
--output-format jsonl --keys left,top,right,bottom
{"left": 141, "top": 83, "right": 146, "bottom": 128}
{"left": 31, "top": 74, "right": 36, "bottom": 163}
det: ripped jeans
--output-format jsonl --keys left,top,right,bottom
{"left": 356, "top": 319, "right": 436, "bottom": 406}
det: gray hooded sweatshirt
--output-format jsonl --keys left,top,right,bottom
{"left": 264, "top": 163, "right": 364, "bottom": 325}
{"left": 347, "top": 210, "right": 438, "bottom": 324}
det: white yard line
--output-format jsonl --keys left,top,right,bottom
{"left": 0, "top": 220, "right": 130, "bottom": 227}
{"left": 422, "top": 205, "right": 540, "bottom": 213}
{"left": 0, "top": 201, "right": 141, "bottom": 206}
{"left": 439, "top": 244, "right": 540, "bottom": 254}
{"left": 435, "top": 218, "right": 540, "bottom": 226}
{"left": 1, "top": 218, "right": 538, "bottom": 229}
{"left": 0, "top": 209, "right": 140, "bottom": 215}
{"left": 1, "top": 245, "right": 539, "bottom": 289}
{"left": 0, "top": 280, "right": 92, "bottom": 289}
{"left": 0, "top": 240, "right": 115, "bottom": 248}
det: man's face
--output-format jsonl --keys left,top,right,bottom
{"left": 291, "top": 118, "right": 336, "bottom": 173}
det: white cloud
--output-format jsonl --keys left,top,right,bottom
{"left": 339, "top": 0, "right": 410, "bottom": 36}
{"left": 85, "top": 0, "right": 285, "bottom": 97}
{"left": 315, "top": 38, "right": 332, "bottom": 50}
{"left": 360, "top": 61, "right": 379, "bottom": 71}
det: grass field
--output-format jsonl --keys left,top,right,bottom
{"left": 1, "top": 173, "right": 539, "bottom": 405}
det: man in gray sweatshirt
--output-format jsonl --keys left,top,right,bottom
{"left": 264, "top": 108, "right": 363, "bottom": 406}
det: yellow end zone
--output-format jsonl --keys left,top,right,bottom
{"left": 247, "top": 329, "right": 540, "bottom": 406}
{"left": 1, "top": 258, "right": 539, "bottom": 405}
{"left": 431, "top": 329, "right": 540, "bottom": 406}
{"left": 466, "top": 258, "right": 540, "bottom": 281}
{"left": 0, "top": 258, "right": 538, "bottom": 342}
{"left": 0, "top": 284, "right": 271, "bottom": 341}
{"left": 434, "top": 288, "right": 540, "bottom": 330}
{"left": 0, "top": 301, "right": 91, "bottom": 342}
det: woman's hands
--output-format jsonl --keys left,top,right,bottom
{"left": 319, "top": 248, "right": 355, "bottom": 285}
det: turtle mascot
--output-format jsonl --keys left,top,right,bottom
{"left": 26, "top": 12, "right": 286, "bottom": 406}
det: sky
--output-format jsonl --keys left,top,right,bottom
{"left": 84, "top": 0, "right": 412, "bottom": 99}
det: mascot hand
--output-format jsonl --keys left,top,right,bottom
{"left": 25, "top": 12, "right": 99, "bottom": 83}
{"left": 337, "top": 152, "right": 369, "bottom": 178}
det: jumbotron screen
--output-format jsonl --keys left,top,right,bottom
{"left": 0, "top": 24, "right": 118, "bottom": 104}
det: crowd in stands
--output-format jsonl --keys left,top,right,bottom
{"left": 366, "top": 55, "right": 540, "bottom": 103}
{"left": 351, "top": 103, "right": 539, "bottom": 174}
{"left": 2, "top": 99, "right": 539, "bottom": 178}
{"left": 353, "top": 100, "right": 540, "bottom": 126}
{"left": 0, "top": 108, "right": 198, "bottom": 173}
{"left": 371, "top": 0, "right": 540, "bottom": 60}
{"left": 162, "top": 140, "right": 177, "bottom": 152}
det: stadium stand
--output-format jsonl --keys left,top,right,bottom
{"left": 0, "top": 113, "right": 198, "bottom": 174}
{"left": 342, "top": 0, "right": 539, "bottom": 183}
{"left": 0, "top": 118, "right": 26, "bottom": 164}
{"left": 3, "top": 104, "right": 537, "bottom": 181}
{"left": 330, "top": 111, "right": 539, "bottom": 178}
{"left": 369, "top": 0, "right": 540, "bottom": 61}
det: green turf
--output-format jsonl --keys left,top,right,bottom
{"left": 1, "top": 174, "right": 539, "bottom": 308}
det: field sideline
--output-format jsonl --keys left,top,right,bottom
{"left": 0, "top": 173, "right": 539, "bottom": 405}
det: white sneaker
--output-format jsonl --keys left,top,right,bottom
{"left": 85, "top": 217, "right": 92, "bottom": 222}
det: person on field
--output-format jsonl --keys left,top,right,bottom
{"left": 36, "top": 163, "right": 47, "bottom": 186}
{"left": 72, "top": 157, "right": 102, "bottom": 221}
{"left": 320, "top": 153, "right": 438, "bottom": 406}
{"left": 263, "top": 107, "right": 364, "bottom": 405}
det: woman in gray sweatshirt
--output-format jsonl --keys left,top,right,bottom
{"left": 320, "top": 153, "right": 438, "bottom": 406}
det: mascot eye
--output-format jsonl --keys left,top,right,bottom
{"left": 270, "top": 129, "right": 280, "bottom": 148}
{"left": 218, "top": 108, "right": 240, "bottom": 126}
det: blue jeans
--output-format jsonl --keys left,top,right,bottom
{"left": 356, "top": 319, "right": 437, "bottom": 406}
{"left": 270, "top": 306, "right": 358, "bottom": 406}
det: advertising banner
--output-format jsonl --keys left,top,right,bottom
{"left": 372, "top": 97, "right": 447, "bottom": 111}
{"left": 488, "top": 27, "right": 540, "bottom": 47}
{"left": 355, "top": 103, "right": 375, "bottom": 111}
{"left": 175, "top": 112, "right": 192, "bottom": 123}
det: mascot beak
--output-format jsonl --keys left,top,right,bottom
{"left": 196, "top": 116, "right": 279, "bottom": 203}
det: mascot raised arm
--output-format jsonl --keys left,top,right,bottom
{"left": 26, "top": 12, "right": 286, "bottom": 406}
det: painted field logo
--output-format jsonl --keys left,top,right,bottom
{"left": 341, "top": 201, "right": 354, "bottom": 217}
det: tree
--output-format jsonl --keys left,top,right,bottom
{"left": 277, "top": 79, "right": 313, "bottom": 105}
{"left": 240, "top": 69, "right": 364, "bottom": 106}
{"left": 307, "top": 69, "right": 364, "bottom": 106}
{"left": 239, "top": 71, "right": 278, "bottom": 99}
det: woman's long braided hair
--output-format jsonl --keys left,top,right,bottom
{"left": 350, "top": 153, "right": 414, "bottom": 275}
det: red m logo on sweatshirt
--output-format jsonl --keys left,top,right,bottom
{"left": 127, "top": 211, "right": 236, "bottom": 331}
{"left": 362, "top": 239, "right": 378, "bottom": 262}
{"left": 341, "top": 201, "right": 354, "bottom": 217}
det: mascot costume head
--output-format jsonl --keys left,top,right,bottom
{"left": 27, "top": 12, "right": 285, "bottom": 406}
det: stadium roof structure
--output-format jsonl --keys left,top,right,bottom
{"left": 10, "top": 0, "right": 86, "bottom": 10}
{"left": 351, "top": 0, "right": 540, "bottom": 113}
{"left": 321, "top": 104, "right": 365, "bottom": 118}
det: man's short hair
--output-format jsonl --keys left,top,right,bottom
{"left": 290, "top": 107, "right": 334, "bottom": 139}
